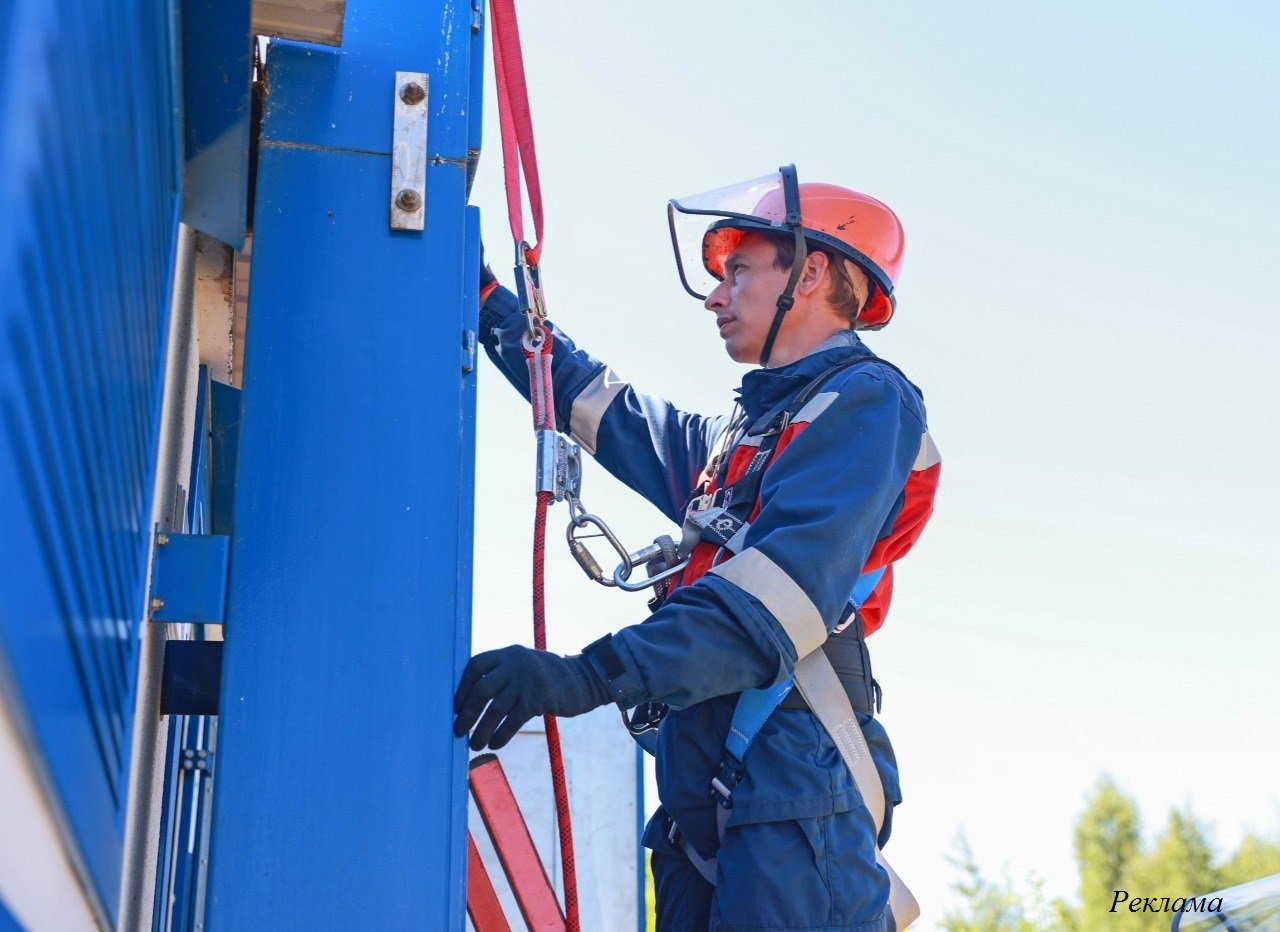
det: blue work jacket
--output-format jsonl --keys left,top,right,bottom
{"left": 479, "top": 285, "right": 936, "bottom": 862}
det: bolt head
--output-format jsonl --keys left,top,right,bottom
{"left": 150, "top": 597, "right": 164, "bottom": 611}
{"left": 400, "top": 82, "right": 426, "bottom": 105}
{"left": 156, "top": 533, "right": 169, "bottom": 546}
{"left": 396, "top": 189, "right": 422, "bottom": 212}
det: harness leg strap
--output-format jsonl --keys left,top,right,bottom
{"left": 663, "top": 810, "right": 725, "bottom": 888}
{"left": 792, "top": 648, "right": 920, "bottom": 930}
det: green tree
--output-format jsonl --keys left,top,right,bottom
{"left": 1120, "top": 806, "right": 1218, "bottom": 931}
{"left": 1072, "top": 775, "right": 1141, "bottom": 929}
{"left": 1220, "top": 829, "right": 1280, "bottom": 887}
{"left": 940, "top": 830, "right": 1040, "bottom": 932}
{"left": 942, "top": 777, "right": 1280, "bottom": 930}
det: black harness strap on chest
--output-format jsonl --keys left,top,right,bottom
{"left": 778, "top": 618, "right": 879, "bottom": 715}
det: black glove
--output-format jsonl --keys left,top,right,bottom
{"left": 453, "top": 645, "right": 611, "bottom": 750}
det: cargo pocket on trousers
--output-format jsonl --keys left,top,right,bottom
{"left": 715, "top": 803, "right": 896, "bottom": 930}
{"left": 712, "top": 815, "right": 833, "bottom": 929}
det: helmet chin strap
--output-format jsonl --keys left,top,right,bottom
{"left": 758, "top": 165, "right": 806, "bottom": 368}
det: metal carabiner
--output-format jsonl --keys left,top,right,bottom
{"left": 566, "top": 513, "right": 632, "bottom": 587}
{"left": 513, "top": 239, "right": 547, "bottom": 342}
{"left": 610, "top": 538, "right": 690, "bottom": 593}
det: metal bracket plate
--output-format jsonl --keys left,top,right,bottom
{"left": 149, "top": 533, "right": 232, "bottom": 624}
{"left": 161, "top": 641, "right": 224, "bottom": 716}
{"left": 390, "top": 71, "right": 429, "bottom": 231}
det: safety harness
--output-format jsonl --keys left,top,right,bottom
{"left": 622, "top": 350, "right": 922, "bottom": 929}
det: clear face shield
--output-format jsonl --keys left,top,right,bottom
{"left": 667, "top": 166, "right": 802, "bottom": 301}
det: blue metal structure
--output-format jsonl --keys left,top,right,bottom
{"left": 0, "top": 0, "right": 182, "bottom": 922}
{"left": 0, "top": 899, "right": 21, "bottom": 932}
{"left": 4, "top": 0, "right": 482, "bottom": 925}
{"left": 178, "top": 0, "right": 254, "bottom": 250}
{"left": 203, "top": 2, "right": 483, "bottom": 927}
{"left": 151, "top": 367, "right": 222, "bottom": 931}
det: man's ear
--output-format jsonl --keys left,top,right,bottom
{"left": 794, "top": 250, "right": 830, "bottom": 298}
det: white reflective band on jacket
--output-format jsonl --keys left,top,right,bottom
{"left": 671, "top": 647, "right": 920, "bottom": 930}
{"left": 708, "top": 548, "right": 827, "bottom": 660}
{"left": 568, "top": 366, "right": 627, "bottom": 455}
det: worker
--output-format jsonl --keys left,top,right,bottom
{"left": 454, "top": 166, "right": 940, "bottom": 930}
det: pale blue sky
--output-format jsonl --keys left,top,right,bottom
{"left": 469, "top": 2, "right": 1280, "bottom": 922}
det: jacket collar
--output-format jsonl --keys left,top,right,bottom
{"left": 734, "top": 330, "right": 875, "bottom": 420}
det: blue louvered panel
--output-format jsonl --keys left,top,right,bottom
{"left": 0, "top": 0, "right": 181, "bottom": 921}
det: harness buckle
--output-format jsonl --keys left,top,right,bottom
{"left": 622, "top": 700, "right": 668, "bottom": 736}
{"left": 664, "top": 812, "right": 684, "bottom": 847}
{"left": 710, "top": 757, "right": 743, "bottom": 809}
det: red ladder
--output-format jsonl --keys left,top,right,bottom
{"left": 466, "top": 754, "right": 567, "bottom": 931}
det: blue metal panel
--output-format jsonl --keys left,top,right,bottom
{"left": 179, "top": 0, "right": 253, "bottom": 249}
{"left": 0, "top": 895, "right": 22, "bottom": 932}
{"left": 187, "top": 367, "right": 212, "bottom": 535}
{"left": 154, "top": 392, "right": 219, "bottom": 931}
{"left": 155, "top": 715, "right": 217, "bottom": 932}
{"left": 205, "top": 0, "right": 480, "bottom": 924}
{"left": 456, "top": 203, "right": 483, "bottom": 916}
{"left": 637, "top": 746, "right": 646, "bottom": 932}
{"left": 0, "top": 0, "right": 182, "bottom": 921}
{"left": 209, "top": 380, "right": 242, "bottom": 537}
{"left": 260, "top": 40, "right": 472, "bottom": 164}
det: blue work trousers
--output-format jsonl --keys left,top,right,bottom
{"left": 646, "top": 801, "right": 895, "bottom": 931}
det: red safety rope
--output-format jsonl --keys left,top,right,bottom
{"left": 490, "top": 1, "right": 578, "bottom": 927}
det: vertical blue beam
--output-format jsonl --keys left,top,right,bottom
{"left": 204, "top": 0, "right": 480, "bottom": 926}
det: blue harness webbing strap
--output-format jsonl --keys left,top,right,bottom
{"left": 720, "top": 564, "right": 887, "bottom": 787}
{"left": 849, "top": 565, "right": 885, "bottom": 607}
{"left": 667, "top": 564, "right": 891, "bottom": 887}
{"left": 723, "top": 678, "right": 795, "bottom": 765}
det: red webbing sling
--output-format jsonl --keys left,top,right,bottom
{"left": 487, "top": 2, "right": 579, "bottom": 928}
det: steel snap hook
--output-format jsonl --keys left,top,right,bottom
{"left": 566, "top": 513, "right": 631, "bottom": 587}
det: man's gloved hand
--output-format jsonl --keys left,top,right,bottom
{"left": 453, "top": 645, "right": 611, "bottom": 751}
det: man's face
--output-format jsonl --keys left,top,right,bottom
{"left": 704, "top": 233, "right": 789, "bottom": 364}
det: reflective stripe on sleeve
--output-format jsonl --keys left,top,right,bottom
{"left": 913, "top": 430, "right": 941, "bottom": 470}
{"left": 707, "top": 548, "right": 827, "bottom": 659}
{"left": 568, "top": 367, "right": 627, "bottom": 455}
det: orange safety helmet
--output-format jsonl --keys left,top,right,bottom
{"left": 668, "top": 167, "right": 906, "bottom": 336}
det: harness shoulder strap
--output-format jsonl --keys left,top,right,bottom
{"left": 719, "top": 352, "right": 898, "bottom": 518}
